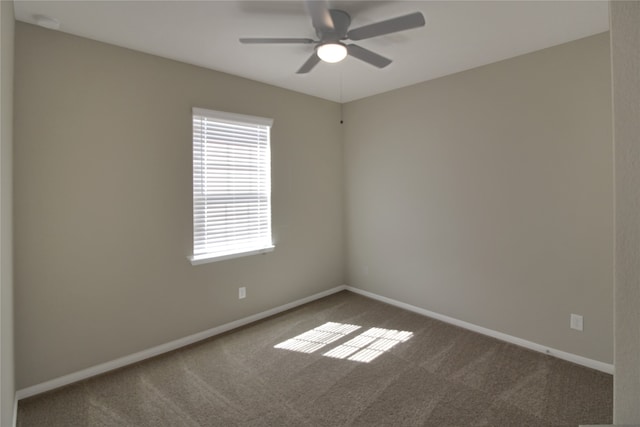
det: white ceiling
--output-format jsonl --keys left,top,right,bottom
{"left": 13, "top": 1, "right": 609, "bottom": 103}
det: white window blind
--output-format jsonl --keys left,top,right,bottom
{"left": 190, "top": 107, "right": 274, "bottom": 265}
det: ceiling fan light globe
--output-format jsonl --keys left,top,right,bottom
{"left": 317, "top": 43, "right": 347, "bottom": 63}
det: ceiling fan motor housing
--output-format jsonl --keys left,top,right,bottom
{"left": 317, "top": 9, "right": 351, "bottom": 42}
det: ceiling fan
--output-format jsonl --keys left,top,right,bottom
{"left": 239, "top": 1, "right": 426, "bottom": 74}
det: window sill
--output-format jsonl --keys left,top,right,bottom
{"left": 188, "top": 246, "right": 275, "bottom": 266}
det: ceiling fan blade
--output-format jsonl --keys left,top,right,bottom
{"left": 347, "top": 44, "right": 392, "bottom": 68}
{"left": 347, "top": 12, "right": 425, "bottom": 41}
{"left": 239, "top": 38, "right": 315, "bottom": 44}
{"left": 305, "top": 0, "right": 335, "bottom": 32}
{"left": 297, "top": 53, "right": 321, "bottom": 74}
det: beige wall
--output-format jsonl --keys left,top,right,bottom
{"left": 0, "top": 0, "right": 15, "bottom": 424}
{"left": 14, "top": 23, "right": 344, "bottom": 389}
{"left": 611, "top": 1, "right": 640, "bottom": 423}
{"left": 344, "top": 33, "right": 613, "bottom": 363}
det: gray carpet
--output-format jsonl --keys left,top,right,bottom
{"left": 17, "top": 291, "right": 612, "bottom": 426}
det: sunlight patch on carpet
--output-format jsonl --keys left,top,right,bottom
{"left": 275, "top": 323, "right": 413, "bottom": 363}
{"left": 274, "top": 322, "right": 361, "bottom": 353}
{"left": 324, "top": 328, "right": 413, "bottom": 363}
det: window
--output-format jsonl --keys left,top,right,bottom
{"left": 189, "top": 107, "right": 274, "bottom": 265}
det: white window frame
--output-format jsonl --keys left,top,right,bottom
{"left": 189, "top": 107, "right": 274, "bottom": 265}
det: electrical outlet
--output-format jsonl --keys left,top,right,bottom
{"left": 570, "top": 314, "right": 583, "bottom": 331}
{"left": 239, "top": 287, "right": 246, "bottom": 299}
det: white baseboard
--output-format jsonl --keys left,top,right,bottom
{"left": 16, "top": 285, "right": 347, "bottom": 400}
{"left": 345, "top": 286, "right": 614, "bottom": 375}
{"left": 16, "top": 283, "right": 612, "bottom": 401}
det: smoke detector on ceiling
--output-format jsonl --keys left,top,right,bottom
{"left": 33, "top": 15, "right": 60, "bottom": 30}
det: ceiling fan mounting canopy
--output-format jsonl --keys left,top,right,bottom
{"left": 239, "top": 0, "right": 426, "bottom": 74}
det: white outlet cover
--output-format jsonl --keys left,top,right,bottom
{"left": 570, "top": 314, "right": 583, "bottom": 331}
{"left": 239, "top": 287, "right": 246, "bottom": 299}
